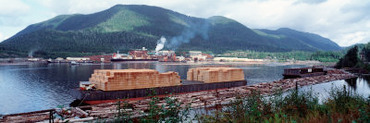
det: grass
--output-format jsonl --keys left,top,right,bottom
{"left": 111, "top": 95, "right": 191, "bottom": 123}
{"left": 196, "top": 86, "right": 369, "bottom": 123}
{"left": 110, "top": 85, "right": 369, "bottom": 122}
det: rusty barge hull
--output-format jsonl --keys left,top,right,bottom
{"left": 71, "top": 80, "right": 247, "bottom": 104}
{"left": 283, "top": 72, "right": 326, "bottom": 78}
{"left": 283, "top": 67, "right": 326, "bottom": 79}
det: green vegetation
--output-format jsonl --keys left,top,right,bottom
{"left": 109, "top": 86, "right": 369, "bottom": 122}
{"left": 0, "top": 29, "right": 157, "bottom": 58}
{"left": 93, "top": 8, "right": 150, "bottom": 32}
{"left": 256, "top": 28, "right": 341, "bottom": 51}
{"left": 0, "top": 5, "right": 342, "bottom": 58}
{"left": 253, "top": 29, "right": 285, "bottom": 39}
{"left": 107, "top": 95, "right": 191, "bottom": 122}
{"left": 218, "top": 50, "right": 343, "bottom": 62}
{"left": 197, "top": 86, "right": 369, "bottom": 123}
{"left": 310, "top": 51, "right": 343, "bottom": 62}
{"left": 335, "top": 46, "right": 359, "bottom": 68}
{"left": 362, "top": 42, "right": 370, "bottom": 62}
{"left": 335, "top": 42, "right": 370, "bottom": 72}
{"left": 208, "top": 16, "right": 237, "bottom": 25}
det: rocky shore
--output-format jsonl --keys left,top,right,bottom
{"left": 0, "top": 69, "right": 356, "bottom": 122}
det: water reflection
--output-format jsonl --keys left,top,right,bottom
{"left": 363, "top": 76, "right": 370, "bottom": 88}
{"left": 298, "top": 76, "right": 370, "bottom": 103}
{"left": 0, "top": 62, "right": 369, "bottom": 114}
{"left": 345, "top": 78, "right": 357, "bottom": 90}
{"left": 344, "top": 76, "right": 370, "bottom": 97}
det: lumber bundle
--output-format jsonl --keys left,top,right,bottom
{"left": 187, "top": 67, "right": 245, "bottom": 83}
{"left": 89, "top": 69, "right": 180, "bottom": 91}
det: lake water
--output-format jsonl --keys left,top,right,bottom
{"left": 298, "top": 77, "right": 370, "bottom": 102}
{"left": 0, "top": 62, "right": 368, "bottom": 114}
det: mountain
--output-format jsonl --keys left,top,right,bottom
{"left": 0, "top": 5, "right": 342, "bottom": 58}
{"left": 255, "top": 28, "right": 341, "bottom": 51}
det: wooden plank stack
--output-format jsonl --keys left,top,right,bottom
{"left": 89, "top": 69, "right": 181, "bottom": 91}
{"left": 187, "top": 67, "right": 245, "bottom": 83}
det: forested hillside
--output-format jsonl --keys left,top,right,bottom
{"left": 0, "top": 5, "right": 342, "bottom": 58}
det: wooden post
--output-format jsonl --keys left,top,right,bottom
{"left": 49, "top": 110, "right": 54, "bottom": 123}
{"left": 295, "top": 81, "right": 298, "bottom": 91}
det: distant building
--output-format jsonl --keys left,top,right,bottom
{"left": 202, "top": 53, "right": 214, "bottom": 61}
{"left": 189, "top": 51, "right": 202, "bottom": 56}
{"left": 55, "top": 57, "right": 64, "bottom": 61}
{"left": 176, "top": 56, "right": 185, "bottom": 61}
{"left": 157, "top": 50, "right": 176, "bottom": 62}
{"left": 189, "top": 51, "right": 207, "bottom": 61}
{"left": 66, "top": 57, "right": 90, "bottom": 61}
{"left": 27, "top": 58, "right": 41, "bottom": 62}
{"left": 157, "top": 50, "right": 175, "bottom": 56}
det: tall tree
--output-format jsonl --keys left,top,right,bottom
{"left": 335, "top": 46, "right": 359, "bottom": 68}
{"left": 363, "top": 42, "right": 370, "bottom": 62}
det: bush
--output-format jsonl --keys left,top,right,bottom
{"left": 196, "top": 87, "right": 369, "bottom": 123}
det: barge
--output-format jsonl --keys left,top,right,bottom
{"left": 71, "top": 80, "right": 247, "bottom": 105}
{"left": 71, "top": 67, "right": 246, "bottom": 106}
{"left": 283, "top": 67, "right": 326, "bottom": 79}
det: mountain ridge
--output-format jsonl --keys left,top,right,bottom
{"left": 0, "top": 4, "right": 342, "bottom": 58}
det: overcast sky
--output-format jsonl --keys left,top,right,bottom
{"left": 0, "top": 0, "right": 369, "bottom": 46}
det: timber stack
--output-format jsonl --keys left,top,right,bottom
{"left": 187, "top": 67, "right": 245, "bottom": 83}
{"left": 89, "top": 69, "right": 180, "bottom": 91}
{"left": 71, "top": 67, "right": 247, "bottom": 105}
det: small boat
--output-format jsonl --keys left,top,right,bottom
{"left": 283, "top": 67, "right": 326, "bottom": 79}
{"left": 70, "top": 61, "right": 80, "bottom": 65}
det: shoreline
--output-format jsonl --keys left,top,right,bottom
{"left": 0, "top": 59, "right": 330, "bottom": 66}
{"left": 0, "top": 69, "right": 357, "bottom": 122}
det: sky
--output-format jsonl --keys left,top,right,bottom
{"left": 0, "top": 0, "right": 369, "bottom": 47}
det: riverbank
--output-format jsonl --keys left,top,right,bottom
{"left": 0, "top": 58, "right": 327, "bottom": 66}
{"left": 0, "top": 69, "right": 357, "bottom": 122}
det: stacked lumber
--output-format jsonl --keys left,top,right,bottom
{"left": 89, "top": 69, "right": 180, "bottom": 91}
{"left": 187, "top": 67, "right": 245, "bottom": 83}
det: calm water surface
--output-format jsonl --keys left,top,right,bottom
{"left": 0, "top": 62, "right": 368, "bottom": 114}
{"left": 298, "top": 77, "right": 370, "bottom": 102}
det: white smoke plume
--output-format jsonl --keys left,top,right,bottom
{"left": 155, "top": 36, "right": 166, "bottom": 52}
{"left": 166, "top": 20, "right": 210, "bottom": 51}
{"left": 28, "top": 49, "right": 37, "bottom": 57}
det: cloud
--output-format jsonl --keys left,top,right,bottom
{"left": 0, "top": 0, "right": 369, "bottom": 46}
{"left": 294, "top": 0, "right": 327, "bottom": 5}
{"left": 35, "top": 0, "right": 123, "bottom": 15}
{"left": 0, "top": 0, "right": 30, "bottom": 16}
{"left": 339, "top": 31, "right": 370, "bottom": 45}
{"left": 180, "top": 0, "right": 369, "bottom": 46}
{"left": 0, "top": 32, "right": 9, "bottom": 42}
{"left": 0, "top": 33, "right": 3, "bottom": 41}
